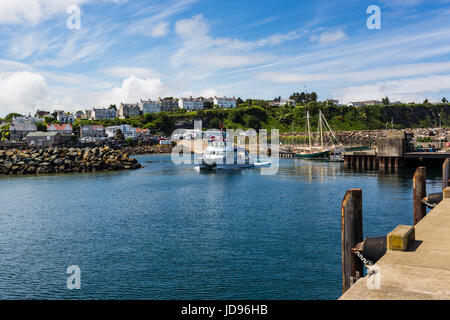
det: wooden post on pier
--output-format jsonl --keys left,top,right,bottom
{"left": 443, "top": 158, "right": 450, "bottom": 191}
{"left": 394, "top": 157, "right": 399, "bottom": 171}
{"left": 341, "top": 189, "right": 363, "bottom": 293}
{"left": 413, "top": 167, "right": 427, "bottom": 226}
{"left": 378, "top": 157, "right": 384, "bottom": 169}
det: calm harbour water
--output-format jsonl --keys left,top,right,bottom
{"left": 0, "top": 155, "right": 443, "bottom": 300}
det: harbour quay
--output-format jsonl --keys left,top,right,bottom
{"left": 344, "top": 131, "right": 450, "bottom": 170}
{"left": 340, "top": 159, "right": 450, "bottom": 299}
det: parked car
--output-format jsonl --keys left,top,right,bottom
{"left": 159, "top": 138, "right": 172, "bottom": 145}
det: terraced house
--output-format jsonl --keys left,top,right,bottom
{"left": 178, "top": 97, "right": 204, "bottom": 110}
{"left": 80, "top": 125, "right": 105, "bottom": 138}
{"left": 213, "top": 96, "right": 237, "bottom": 109}
{"left": 118, "top": 103, "right": 141, "bottom": 119}
{"left": 158, "top": 97, "right": 179, "bottom": 112}
{"left": 90, "top": 108, "right": 116, "bottom": 120}
{"left": 139, "top": 100, "right": 162, "bottom": 114}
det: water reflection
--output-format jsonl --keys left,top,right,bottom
{"left": 0, "top": 154, "right": 443, "bottom": 300}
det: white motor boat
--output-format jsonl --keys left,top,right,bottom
{"left": 199, "top": 135, "right": 255, "bottom": 170}
{"left": 196, "top": 131, "right": 272, "bottom": 170}
{"left": 329, "top": 149, "right": 344, "bottom": 162}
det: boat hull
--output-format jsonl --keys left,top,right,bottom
{"left": 296, "top": 150, "right": 330, "bottom": 159}
{"left": 198, "top": 163, "right": 255, "bottom": 170}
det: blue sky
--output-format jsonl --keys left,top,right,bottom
{"left": 1, "top": 0, "right": 450, "bottom": 116}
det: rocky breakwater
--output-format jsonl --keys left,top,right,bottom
{"left": 0, "top": 147, "right": 141, "bottom": 175}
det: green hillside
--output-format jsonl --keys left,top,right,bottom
{"left": 73, "top": 103, "right": 449, "bottom": 135}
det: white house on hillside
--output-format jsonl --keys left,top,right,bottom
{"left": 56, "top": 111, "right": 75, "bottom": 124}
{"left": 178, "top": 97, "right": 204, "bottom": 110}
{"left": 347, "top": 100, "right": 381, "bottom": 107}
{"left": 105, "top": 125, "right": 136, "bottom": 140}
{"left": 213, "top": 96, "right": 237, "bottom": 108}
{"left": 268, "top": 99, "right": 295, "bottom": 107}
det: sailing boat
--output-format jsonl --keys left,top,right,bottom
{"left": 296, "top": 110, "right": 341, "bottom": 159}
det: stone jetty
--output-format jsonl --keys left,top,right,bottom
{"left": 282, "top": 128, "right": 450, "bottom": 146}
{"left": 121, "top": 144, "right": 173, "bottom": 155}
{"left": 0, "top": 147, "right": 141, "bottom": 175}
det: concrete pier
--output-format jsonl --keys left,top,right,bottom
{"left": 340, "top": 192, "right": 450, "bottom": 300}
{"left": 344, "top": 132, "right": 449, "bottom": 170}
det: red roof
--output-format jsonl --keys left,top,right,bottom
{"left": 47, "top": 124, "right": 72, "bottom": 131}
{"left": 135, "top": 128, "right": 149, "bottom": 134}
{"left": 81, "top": 125, "right": 104, "bottom": 130}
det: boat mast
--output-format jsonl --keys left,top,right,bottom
{"left": 319, "top": 110, "right": 324, "bottom": 149}
{"left": 307, "top": 111, "right": 312, "bottom": 153}
{"left": 321, "top": 112, "right": 339, "bottom": 149}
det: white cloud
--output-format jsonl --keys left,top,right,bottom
{"left": 172, "top": 14, "right": 302, "bottom": 72}
{"left": 254, "top": 30, "right": 304, "bottom": 47}
{"left": 102, "top": 67, "right": 162, "bottom": 79}
{"left": 257, "top": 72, "right": 331, "bottom": 83}
{"left": 0, "top": 0, "right": 88, "bottom": 25}
{"left": 98, "top": 76, "right": 169, "bottom": 106}
{"left": 9, "top": 33, "right": 46, "bottom": 59}
{"left": 248, "top": 16, "right": 279, "bottom": 28}
{"left": 200, "top": 89, "right": 222, "bottom": 98}
{"left": 310, "top": 29, "right": 347, "bottom": 44}
{"left": 257, "top": 62, "right": 450, "bottom": 84}
{"left": 0, "top": 72, "right": 48, "bottom": 116}
{"left": 175, "top": 14, "right": 209, "bottom": 39}
{"left": 150, "top": 21, "right": 170, "bottom": 37}
{"left": 179, "top": 88, "right": 224, "bottom": 98}
{"left": 336, "top": 74, "right": 450, "bottom": 103}
{"left": 0, "top": 59, "right": 35, "bottom": 74}
{"left": 0, "top": 0, "right": 126, "bottom": 24}
{"left": 179, "top": 53, "right": 270, "bottom": 70}
{"left": 35, "top": 32, "right": 109, "bottom": 67}
{"left": 125, "top": 0, "right": 198, "bottom": 37}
